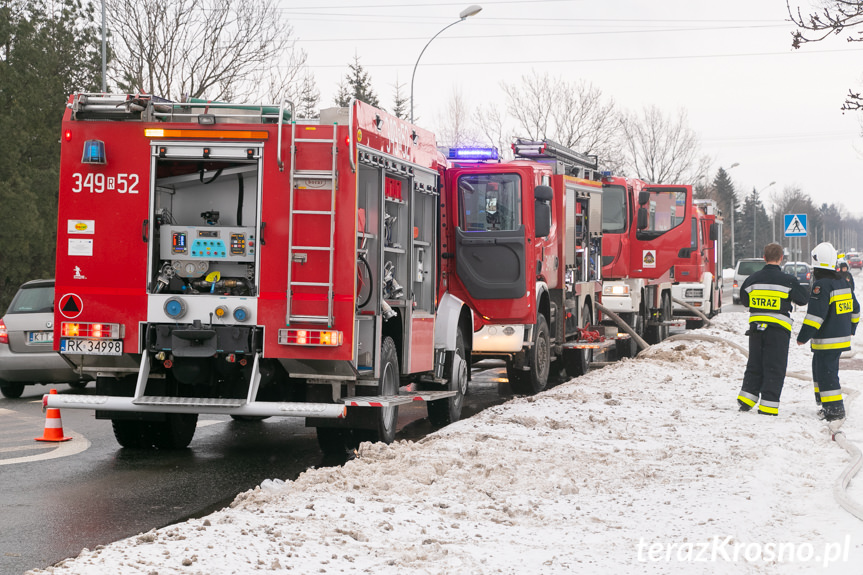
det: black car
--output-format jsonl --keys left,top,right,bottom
{"left": 782, "top": 261, "right": 812, "bottom": 290}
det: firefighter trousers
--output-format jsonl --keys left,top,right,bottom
{"left": 812, "top": 349, "right": 845, "bottom": 417}
{"left": 739, "top": 325, "right": 790, "bottom": 415}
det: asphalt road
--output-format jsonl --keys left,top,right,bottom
{"left": 0, "top": 365, "right": 511, "bottom": 574}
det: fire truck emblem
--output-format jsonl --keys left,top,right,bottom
{"left": 73, "top": 266, "right": 87, "bottom": 280}
{"left": 643, "top": 250, "right": 656, "bottom": 268}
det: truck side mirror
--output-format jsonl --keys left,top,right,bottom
{"left": 638, "top": 191, "right": 649, "bottom": 206}
{"left": 534, "top": 185, "right": 553, "bottom": 237}
{"left": 637, "top": 207, "right": 648, "bottom": 230}
{"left": 709, "top": 223, "right": 718, "bottom": 241}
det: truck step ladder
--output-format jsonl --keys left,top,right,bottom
{"left": 286, "top": 121, "right": 339, "bottom": 326}
{"left": 341, "top": 391, "right": 458, "bottom": 408}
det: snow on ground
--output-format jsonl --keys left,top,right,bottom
{"left": 27, "top": 310, "right": 863, "bottom": 575}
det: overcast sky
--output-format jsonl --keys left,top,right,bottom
{"left": 279, "top": 0, "right": 863, "bottom": 219}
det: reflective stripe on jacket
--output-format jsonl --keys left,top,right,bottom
{"left": 797, "top": 272, "right": 860, "bottom": 351}
{"left": 740, "top": 264, "right": 809, "bottom": 333}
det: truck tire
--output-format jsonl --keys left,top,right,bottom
{"left": 564, "top": 302, "right": 592, "bottom": 377}
{"left": 0, "top": 381, "right": 25, "bottom": 399}
{"left": 508, "top": 315, "right": 550, "bottom": 395}
{"left": 68, "top": 380, "right": 89, "bottom": 390}
{"left": 152, "top": 413, "right": 198, "bottom": 449}
{"left": 356, "top": 337, "right": 400, "bottom": 444}
{"left": 427, "top": 328, "right": 467, "bottom": 426}
{"left": 645, "top": 294, "right": 671, "bottom": 344}
{"left": 111, "top": 420, "right": 152, "bottom": 449}
{"left": 316, "top": 428, "right": 349, "bottom": 455}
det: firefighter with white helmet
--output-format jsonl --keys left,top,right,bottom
{"left": 737, "top": 243, "right": 809, "bottom": 416}
{"left": 796, "top": 242, "right": 860, "bottom": 421}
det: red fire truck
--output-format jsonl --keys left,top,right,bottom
{"left": 599, "top": 176, "right": 694, "bottom": 352}
{"left": 440, "top": 139, "right": 619, "bottom": 395}
{"left": 46, "top": 93, "right": 470, "bottom": 453}
{"left": 670, "top": 198, "right": 723, "bottom": 325}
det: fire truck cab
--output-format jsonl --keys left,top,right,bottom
{"left": 440, "top": 140, "right": 609, "bottom": 395}
{"left": 600, "top": 176, "right": 692, "bottom": 350}
{"left": 671, "top": 198, "right": 723, "bottom": 325}
{"left": 48, "top": 94, "right": 468, "bottom": 453}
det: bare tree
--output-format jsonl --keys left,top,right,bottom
{"left": 391, "top": 75, "right": 409, "bottom": 120}
{"left": 435, "top": 87, "right": 481, "bottom": 148}
{"left": 294, "top": 70, "right": 320, "bottom": 119}
{"left": 788, "top": 1, "right": 863, "bottom": 110}
{"left": 107, "top": 0, "right": 307, "bottom": 102}
{"left": 474, "top": 103, "right": 511, "bottom": 159}
{"left": 618, "top": 105, "right": 710, "bottom": 184}
{"left": 500, "top": 71, "right": 624, "bottom": 170}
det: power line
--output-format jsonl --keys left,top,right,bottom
{"left": 294, "top": 23, "right": 789, "bottom": 43}
{"left": 298, "top": 46, "right": 863, "bottom": 69}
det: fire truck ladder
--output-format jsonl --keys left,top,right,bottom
{"left": 286, "top": 121, "right": 339, "bottom": 327}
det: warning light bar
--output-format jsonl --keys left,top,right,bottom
{"left": 61, "top": 322, "right": 121, "bottom": 339}
{"left": 144, "top": 128, "right": 269, "bottom": 140}
{"left": 446, "top": 147, "right": 499, "bottom": 161}
{"left": 278, "top": 329, "right": 343, "bottom": 346}
{"left": 81, "top": 140, "right": 107, "bottom": 164}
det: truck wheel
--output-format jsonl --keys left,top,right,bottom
{"left": 357, "top": 337, "right": 400, "bottom": 444}
{"left": 111, "top": 420, "right": 152, "bottom": 449}
{"left": 616, "top": 312, "right": 641, "bottom": 359}
{"left": 152, "top": 414, "right": 198, "bottom": 449}
{"left": 509, "top": 315, "right": 550, "bottom": 395}
{"left": 564, "top": 303, "right": 592, "bottom": 377}
{"left": 316, "top": 428, "right": 349, "bottom": 455}
{"left": 68, "top": 380, "right": 89, "bottom": 390}
{"left": 645, "top": 294, "right": 671, "bottom": 344}
{"left": 0, "top": 381, "right": 25, "bottom": 399}
{"left": 428, "top": 328, "right": 467, "bottom": 426}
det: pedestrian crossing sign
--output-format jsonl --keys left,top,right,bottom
{"left": 784, "top": 214, "right": 807, "bottom": 237}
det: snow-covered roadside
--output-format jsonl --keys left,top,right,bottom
{"left": 28, "top": 311, "right": 863, "bottom": 575}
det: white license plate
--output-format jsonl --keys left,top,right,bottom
{"left": 60, "top": 338, "right": 123, "bottom": 356}
{"left": 28, "top": 331, "right": 53, "bottom": 344}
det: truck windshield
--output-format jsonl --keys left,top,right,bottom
{"left": 643, "top": 189, "right": 687, "bottom": 233}
{"left": 458, "top": 173, "right": 522, "bottom": 232}
{"left": 601, "top": 184, "right": 627, "bottom": 233}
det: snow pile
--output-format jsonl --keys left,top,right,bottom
{"left": 28, "top": 311, "right": 863, "bottom": 574}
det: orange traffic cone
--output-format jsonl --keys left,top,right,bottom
{"left": 35, "top": 389, "right": 72, "bottom": 442}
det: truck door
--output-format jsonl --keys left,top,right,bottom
{"left": 453, "top": 171, "right": 532, "bottom": 321}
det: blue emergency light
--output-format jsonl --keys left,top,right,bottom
{"left": 447, "top": 147, "right": 499, "bottom": 161}
{"left": 81, "top": 140, "right": 106, "bottom": 164}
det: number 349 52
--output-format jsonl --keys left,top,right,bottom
{"left": 71, "top": 172, "right": 139, "bottom": 194}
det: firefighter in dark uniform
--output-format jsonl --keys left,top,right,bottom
{"left": 737, "top": 243, "right": 809, "bottom": 415}
{"left": 796, "top": 242, "right": 860, "bottom": 421}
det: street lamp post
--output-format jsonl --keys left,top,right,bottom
{"left": 753, "top": 181, "right": 776, "bottom": 257}
{"left": 410, "top": 5, "right": 482, "bottom": 124}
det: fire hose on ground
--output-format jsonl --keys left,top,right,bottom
{"left": 597, "top": 301, "right": 863, "bottom": 521}
{"left": 658, "top": 333, "right": 863, "bottom": 522}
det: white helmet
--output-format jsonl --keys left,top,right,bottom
{"left": 812, "top": 242, "right": 838, "bottom": 270}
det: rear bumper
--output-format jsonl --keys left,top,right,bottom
{"left": 44, "top": 393, "right": 346, "bottom": 419}
{"left": 0, "top": 344, "right": 87, "bottom": 383}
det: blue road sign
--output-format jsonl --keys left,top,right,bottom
{"left": 784, "top": 214, "right": 808, "bottom": 237}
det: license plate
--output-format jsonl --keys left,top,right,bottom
{"left": 27, "top": 331, "right": 53, "bottom": 344}
{"left": 60, "top": 338, "right": 123, "bottom": 356}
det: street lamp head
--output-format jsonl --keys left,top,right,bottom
{"left": 460, "top": 5, "right": 483, "bottom": 19}
{"left": 729, "top": 162, "right": 740, "bottom": 169}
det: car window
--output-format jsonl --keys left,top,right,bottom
{"left": 7, "top": 285, "right": 54, "bottom": 314}
{"left": 737, "top": 261, "right": 766, "bottom": 275}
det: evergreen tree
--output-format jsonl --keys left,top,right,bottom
{"left": 0, "top": 0, "right": 101, "bottom": 309}
{"left": 334, "top": 54, "right": 379, "bottom": 108}
{"left": 391, "top": 77, "right": 408, "bottom": 120}
{"left": 296, "top": 70, "right": 320, "bottom": 119}
{"left": 711, "top": 167, "right": 739, "bottom": 269}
